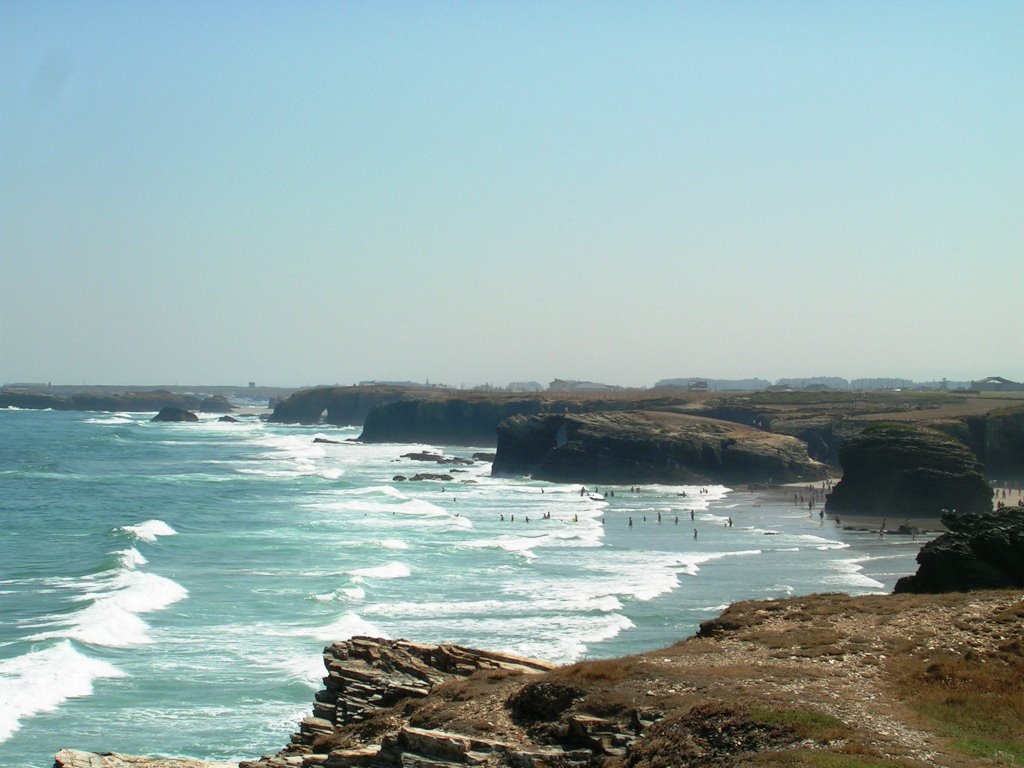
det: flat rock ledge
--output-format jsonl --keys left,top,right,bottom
{"left": 53, "top": 749, "right": 235, "bottom": 768}
{"left": 240, "top": 637, "right": 561, "bottom": 768}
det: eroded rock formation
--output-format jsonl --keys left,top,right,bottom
{"left": 493, "top": 411, "right": 826, "bottom": 484}
{"left": 825, "top": 424, "right": 993, "bottom": 518}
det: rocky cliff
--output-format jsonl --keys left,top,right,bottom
{"left": 493, "top": 411, "right": 826, "bottom": 484}
{"left": 825, "top": 424, "right": 993, "bottom": 518}
{"left": 359, "top": 398, "right": 549, "bottom": 446}
{"left": 267, "top": 387, "right": 425, "bottom": 426}
{"left": 894, "top": 505, "right": 1024, "bottom": 593}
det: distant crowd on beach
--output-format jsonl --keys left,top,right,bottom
{"left": 992, "top": 481, "right": 1024, "bottom": 510}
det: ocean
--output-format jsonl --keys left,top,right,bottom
{"left": 0, "top": 408, "right": 927, "bottom": 767}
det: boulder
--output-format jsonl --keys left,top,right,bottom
{"left": 826, "top": 424, "right": 992, "bottom": 518}
{"left": 493, "top": 411, "right": 825, "bottom": 485}
{"left": 218, "top": 415, "right": 239, "bottom": 423}
{"left": 894, "top": 505, "right": 1024, "bottom": 592}
{"left": 151, "top": 407, "right": 199, "bottom": 423}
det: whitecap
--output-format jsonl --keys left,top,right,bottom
{"left": 0, "top": 640, "right": 126, "bottom": 743}
{"left": 29, "top": 571, "right": 188, "bottom": 648}
{"left": 312, "top": 612, "right": 387, "bottom": 641}
{"left": 117, "top": 519, "right": 177, "bottom": 542}
{"left": 348, "top": 561, "right": 411, "bottom": 580}
{"left": 312, "top": 587, "right": 365, "bottom": 602}
{"left": 115, "top": 548, "right": 148, "bottom": 569}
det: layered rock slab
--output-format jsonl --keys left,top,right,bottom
{"left": 241, "top": 637, "right": 554, "bottom": 768}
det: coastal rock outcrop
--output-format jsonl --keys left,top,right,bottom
{"left": 53, "top": 749, "right": 234, "bottom": 768}
{"left": 151, "top": 407, "right": 199, "bottom": 423}
{"left": 825, "top": 424, "right": 993, "bottom": 518}
{"left": 894, "top": 505, "right": 1024, "bottom": 593}
{"left": 240, "top": 637, "right": 554, "bottom": 768}
{"left": 493, "top": 411, "right": 825, "bottom": 484}
{"left": 54, "top": 591, "right": 1024, "bottom": 768}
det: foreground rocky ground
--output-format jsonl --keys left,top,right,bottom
{"left": 57, "top": 590, "right": 1024, "bottom": 768}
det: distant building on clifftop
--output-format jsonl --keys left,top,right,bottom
{"left": 970, "top": 376, "right": 1024, "bottom": 392}
{"left": 548, "top": 379, "right": 623, "bottom": 392}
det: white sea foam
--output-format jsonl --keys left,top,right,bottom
{"left": 375, "top": 538, "right": 409, "bottom": 550}
{"left": 116, "top": 547, "right": 148, "bottom": 569}
{"left": 0, "top": 640, "right": 126, "bottom": 743}
{"left": 30, "top": 571, "right": 188, "bottom": 648}
{"left": 828, "top": 558, "right": 886, "bottom": 589}
{"left": 312, "top": 612, "right": 387, "bottom": 641}
{"left": 348, "top": 561, "right": 411, "bottom": 580}
{"left": 313, "top": 586, "right": 366, "bottom": 602}
{"left": 85, "top": 416, "right": 134, "bottom": 425}
{"left": 118, "top": 519, "right": 177, "bottom": 542}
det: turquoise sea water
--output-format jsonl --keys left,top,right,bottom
{"left": 0, "top": 408, "right": 927, "bottom": 767}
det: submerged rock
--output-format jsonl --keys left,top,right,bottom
{"left": 826, "top": 424, "right": 993, "bottom": 518}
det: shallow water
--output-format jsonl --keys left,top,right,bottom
{"left": 0, "top": 409, "right": 927, "bottom": 767}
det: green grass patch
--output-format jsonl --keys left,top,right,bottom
{"left": 747, "top": 706, "right": 850, "bottom": 742}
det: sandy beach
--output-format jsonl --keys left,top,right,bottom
{"left": 763, "top": 479, "right": 948, "bottom": 534}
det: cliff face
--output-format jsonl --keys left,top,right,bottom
{"left": 493, "top": 411, "right": 826, "bottom": 484}
{"left": 969, "top": 405, "right": 1024, "bottom": 481}
{"left": 825, "top": 424, "right": 993, "bottom": 518}
{"left": 267, "top": 387, "right": 421, "bottom": 426}
{"left": 359, "top": 398, "right": 548, "bottom": 446}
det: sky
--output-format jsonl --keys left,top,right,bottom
{"left": 2, "top": 1, "right": 1021, "bottom": 389}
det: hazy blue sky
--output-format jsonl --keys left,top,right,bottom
{"left": 2, "top": 2, "right": 1021, "bottom": 388}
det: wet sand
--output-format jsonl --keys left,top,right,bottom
{"left": 753, "top": 480, "right": 948, "bottom": 534}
